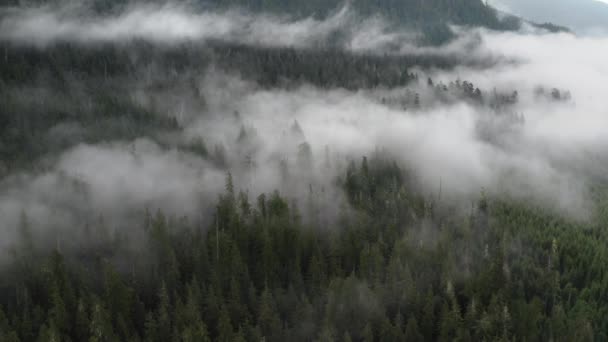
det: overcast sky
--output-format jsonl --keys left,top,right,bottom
{"left": 489, "top": 0, "right": 608, "bottom": 35}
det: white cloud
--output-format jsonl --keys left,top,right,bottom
{"left": 0, "top": 4, "right": 422, "bottom": 51}
{"left": 1, "top": 5, "right": 608, "bottom": 247}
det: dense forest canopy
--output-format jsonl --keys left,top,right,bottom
{"left": 0, "top": 0, "right": 524, "bottom": 44}
{"left": 0, "top": 0, "right": 607, "bottom": 341}
{"left": 199, "top": 0, "right": 521, "bottom": 43}
{"left": 1, "top": 0, "right": 512, "bottom": 26}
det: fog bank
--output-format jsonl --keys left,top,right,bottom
{"left": 1, "top": 5, "right": 608, "bottom": 249}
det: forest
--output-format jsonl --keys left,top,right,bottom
{"left": 2, "top": 163, "right": 607, "bottom": 342}
{"left": 0, "top": 0, "right": 530, "bottom": 44}
{"left": 0, "top": 0, "right": 606, "bottom": 341}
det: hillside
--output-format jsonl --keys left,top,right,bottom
{"left": 1, "top": 0, "right": 608, "bottom": 341}
{"left": 202, "top": 0, "right": 521, "bottom": 43}
{"left": 203, "top": 0, "right": 512, "bottom": 26}
{"left": 0, "top": 0, "right": 523, "bottom": 43}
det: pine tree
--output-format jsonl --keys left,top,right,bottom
{"left": 156, "top": 283, "right": 172, "bottom": 342}
{"left": 217, "top": 306, "right": 233, "bottom": 342}
{"left": 421, "top": 291, "right": 436, "bottom": 340}
{"left": 362, "top": 322, "right": 374, "bottom": 342}
{"left": 75, "top": 297, "right": 90, "bottom": 341}
{"left": 0, "top": 308, "right": 20, "bottom": 342}
{"left": 89, "top": 300, "right": 116, "bottom": 342}
{"left": 258, "top": 285, "right": 281, "bottom": 340}
{"left": 404, "top": 317, "right": 424, "bottom": 342}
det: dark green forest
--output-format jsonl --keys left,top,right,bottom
{"left": 0, "top": 1, "right": 604, "bottom": 342}
{"left": 1, "top": 165, "right": 607, "bottom": 341}
{"left": 201, "top": 0, "right": 521, "bottom": 44}
{"left": 0, "top": 40, "right": 514, "bottom": 171}
{"left": 0, "top": 42, "right": 603, "bottom": 342}
{"left": 0, "top": 0, "right": 524, "bottom": 44}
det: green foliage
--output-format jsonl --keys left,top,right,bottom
{"left": 2, "top": 159, "right": 608, "bottom": 341}
{"left": 0, "top": 4, "right": 594, "bottom": 340}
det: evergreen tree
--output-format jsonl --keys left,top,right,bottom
{"left": 404, "top": 317, "right": 424, "bottom": 342}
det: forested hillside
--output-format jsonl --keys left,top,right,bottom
{"left": 0, "top": 39, "right": 602, "bottom": 342}
{"left": 2, "top": 165, "right": 607, "bottom": 342}
{"left": 0, "top": 0, "right": 607, "bottom": 341}
{"left": 201, "top": 0, "right": 520, "bottom": 42}
{"left": 2, "top": 0, "right": 512, "bottom": 26}
{"left": 0, "top": 0, "right": 522, "bottom": 44}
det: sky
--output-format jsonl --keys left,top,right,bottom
{"left": 490, "top": 0, "right": 608, "bottom": 35}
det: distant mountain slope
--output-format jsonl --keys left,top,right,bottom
{"left": 198, "top": 0, "right": 521, "bottom": 43}
{"left": 17, "top": 0, "right": 520, "bottom": 43}
{"left": 491, "top": 0, "right": 608, "bottom": 34}
{"left": 1, "top": 0, "right": 559, "bottom": 43}
{"left": 206, "top": 0, "right": 510, "bottom": 26}
{"left": 2, "top": 0, "right": 510, "bottom": 26}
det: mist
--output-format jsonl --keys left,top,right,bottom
{"left": 1, "top": 2, "right": 608, "bottom": 250}
{"left": 0, "top": 3, "right": 423, "bottom": 52}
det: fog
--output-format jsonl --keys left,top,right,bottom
{"left": 187, "top": 67, "right": 604, "bottom": 219}
{"left": 0, "top": 2, "right": 508, "bottom": 60}
{"left": 0, "top": 3, "right": 422, "bottom": 52}
{"left": 0, "top": 140, "right": 225, "bottom": 244}
{"left": 1, "top": 2, "right": 608, "bottom": 250}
